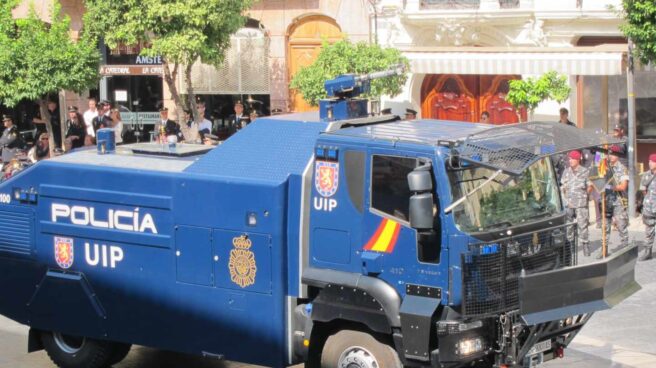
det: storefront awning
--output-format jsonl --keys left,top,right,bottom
{"left": 404, "top": 46, "right": 627, "bottom": 76}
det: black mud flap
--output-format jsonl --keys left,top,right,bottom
{"left": 519, "top": 245, "right": 640, "bottom": 325}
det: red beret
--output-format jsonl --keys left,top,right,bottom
{"left": 610, "top": 145, "right": 622, "bottom": 153}
{"left": 568, "top": 150, "right": 581, "bottom": 160}
{"left": 649, "top": 153, "right": 656, "bottom": 163}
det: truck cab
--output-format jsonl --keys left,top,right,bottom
{"left": 300, "top": 119, "right": 639, "bottom": 368}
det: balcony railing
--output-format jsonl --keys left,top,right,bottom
{"left": 499, "top": 0, "right": 520, "bottom": 9}
{"left": 420, "top": 0, "right": 480, "bottom": 9}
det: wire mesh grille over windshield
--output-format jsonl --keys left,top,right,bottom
{"left": 455, "top": 122, "right": 625, "bottom": 175}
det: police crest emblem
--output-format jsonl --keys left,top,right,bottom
{"left": 228, "top": 235, "right": 257, "bottom": 288}
{"left": 54, "top": 237, "right": 74, "bottom": 269}
{"left": 315, "top": 161, "right": 339, "bottom": 197}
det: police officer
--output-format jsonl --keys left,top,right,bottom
{"left": 154, "top": 107, "right": 184, "bottom": 143}
{"left": 639, "top": 153, "right": 656, "bottom": 261}
{"left": 0, "top": 115, "right": 24, "bottom": 163}
{"left": 561, "top": 150, "right": 592, "bottom": 256}
{"left": 227, "top": 101, "right": 249, "bottom": 136}
{"left": 603, "top": 145, "right": 630, "bottom": 254}
{"left": 405, "top": 108, "right": 417, "bottom": 120}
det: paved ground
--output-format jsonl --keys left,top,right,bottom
{"left": 0, "top": 218, "right": 654, "bottom": 368}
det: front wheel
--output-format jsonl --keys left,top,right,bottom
{"left": 320, "top": 330, "right": 402, "bottom": 368}
{"left": 41, "top": 331, "right": 114, "bottom": 368}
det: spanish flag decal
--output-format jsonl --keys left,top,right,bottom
{"left": 363, "top": 218, "right": 401, "bottom": 253}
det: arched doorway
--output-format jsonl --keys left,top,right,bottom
{"left": 287, "top": 15, "right": 342, "bottom": 112}
{"left": 421, "top": 74, "right": 525, "bottom": 124}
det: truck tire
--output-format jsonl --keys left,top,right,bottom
{"left": 108, "top": 343, "right": 132, "bottom": 365}
{"left": 321, "top": 330, "right": 402, "bottom": 368}
{"left": 40, "top": 331, "right": 113, "bottom": 368}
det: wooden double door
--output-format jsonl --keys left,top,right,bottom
{"left": 421, "top": 74, "right": 526, "bottom": 124}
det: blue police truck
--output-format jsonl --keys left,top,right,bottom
{"left": 0, "top": 71, "right": 639, "bottom": 368}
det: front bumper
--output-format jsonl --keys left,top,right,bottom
{"left": 519, "top": 245, "right": 640, "bottom": 325}
{"left": 432, "top": 246, "right": 640, "bottom": 368}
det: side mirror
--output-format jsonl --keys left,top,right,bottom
{"left": 409, "top": 193, "right": 434, "bottom": 229}
{"left": 408, "top": 163, "right": 434, "bottom": 230}
{"left": 408, "top": 170, "right": 432, "bottom": 192}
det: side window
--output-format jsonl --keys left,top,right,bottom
{"left": 371, "top": 155, "right": 417, "bottom": 221}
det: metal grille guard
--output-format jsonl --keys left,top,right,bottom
{"left": 454, "top": 122, "right": 625, "bottom": 175}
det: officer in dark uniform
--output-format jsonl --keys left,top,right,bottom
{"left": 64, "top": 106, "right": 87, "bottom": 150}
{"left": 226, "top": 101, "right": 250, "bottom": 136}
{"left": 0, "top": 115, "right": 24, "bottom": 163}
{"left": 154, "top": 107, "right": 184, "bottom": 142}
{"left": 92, "top": 100, "right": 112, "bottom": 135}
{"left": 405, "top": 108, "right": 417, "bottom": 120}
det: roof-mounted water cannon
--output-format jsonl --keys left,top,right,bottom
{"left": 320, "top": 64, "right": 405, "bottom": 121}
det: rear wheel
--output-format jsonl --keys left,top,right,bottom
{"left": 320, "top": 330, "right": 402, "bottom": 368}
{"left": 41, "top": 331, "right": 113, "bottom": 368}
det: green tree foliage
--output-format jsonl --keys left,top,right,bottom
{"left": 84, "top": 0, "right": 253, "bottom": 122}
{"left": 290, "top": 39, "right": 410, "bottom": 106}
{"left": 0, "top": 0, "right": 100, "bottom": 151}
{"left": 618, "top": 0, "right": 656, "bottom": 65}
{"left": 506, "top": 71, "right": 571, "bottom": 121}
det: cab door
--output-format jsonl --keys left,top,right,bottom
{"left": 361, "top": 151, "right": 443, "bottom": 297}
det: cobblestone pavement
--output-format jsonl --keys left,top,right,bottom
{"left": 0, "top": 220, "right": 654, "bottom": 368}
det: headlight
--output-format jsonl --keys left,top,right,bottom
{"left": 456, "top": 337, "right": 484, "bottom": 356}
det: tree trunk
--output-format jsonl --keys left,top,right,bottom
{"left": 184, "top": 62, "right": 198, "bottom": 122}
{"left": 162, "top": 60, "right": 185, "bottom": 125}
{"left": 37, "top": 99, "right": 56, "bottom": 155}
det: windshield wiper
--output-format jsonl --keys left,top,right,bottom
{"left": 444, "top": 169, "right": 504, "bottom": 214}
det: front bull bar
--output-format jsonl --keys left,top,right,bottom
{"left": 519, "top": 245, "right": 640, "bottom": 325}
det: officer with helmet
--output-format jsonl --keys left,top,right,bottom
{"left": 561, "top": 150, "right": 592, "bottom": 256}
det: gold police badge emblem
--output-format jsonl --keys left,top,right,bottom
{"left": 229, "top": 235, "right": 257, "bottom": 288}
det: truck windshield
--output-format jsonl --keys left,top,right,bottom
{"left": 447, "top": 158, "right": 561, "bottom": 232}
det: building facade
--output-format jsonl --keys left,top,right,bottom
{"left": 11, "top": 0, "right": 371, "bottom": 127}
{"left": 375, "top": 0, "right": 656, "bottom": 163}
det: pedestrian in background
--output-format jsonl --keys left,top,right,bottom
{"left": 405, "top": 108, "right": 417, "bottom": 120}
{"left": 602, "top": 145, "right": 630, "bottom": 256}
{"left": 28, "top": 132, "right": 49, "bottom": 163}
{"left": 639, "top": 153, "right": 656, "bottom": 261}
{"left": 154, "top": 107, "right": 183, "bottom": 143}
{"left": 109, "top": 108, "right": 124, "bottom": 145}
{"left": 612, "top": 124, "right": 628, "bottom": 167}
{"left": 559, "top": 107, "right": 576, "bottom": 127}
{"left": 196, "top": 101, "right": 212, "bottom": 139}
{"left": 93, "top": 100, "right": 112, "bottom": 136}
{"left": 64, "top": 106, "right": 86, "bottom": 150}
{"left": 83, "top": 97, "right": 98, "bottom": 138}
{"left": 480, "top": 111, "right": 490, "bottom": 124}
{"left": 0, "top": 115, "right": 24, "bottom": 163}
{"left": 227, "top": 101, "right": 249, "bottom": 136}
{"left": 561, "top": 150, "right": 592, "bottom": 256}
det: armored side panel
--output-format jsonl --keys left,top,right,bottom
{"left": 0, "top": 117, "right": 327, "bottom": 368}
